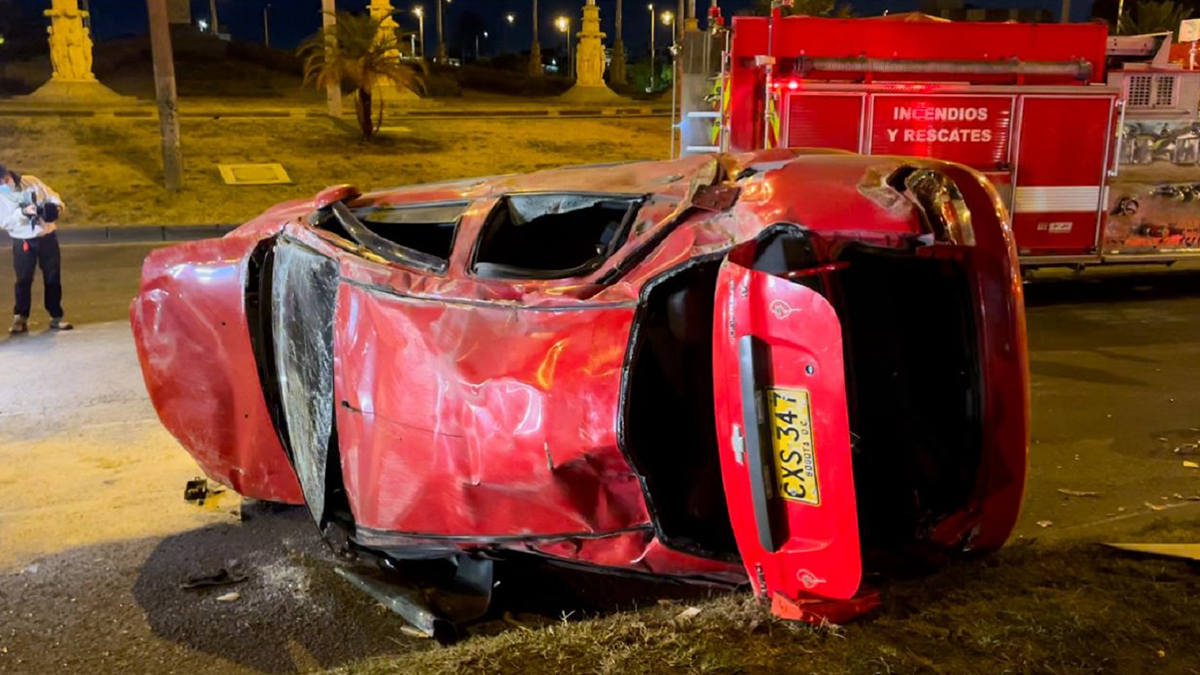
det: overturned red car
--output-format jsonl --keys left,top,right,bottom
{"left": 131, "top": 150, "right": 1028, "bottom": 624}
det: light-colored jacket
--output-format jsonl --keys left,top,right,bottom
{"left": 0, "top": 175, "right": 65, "bottom": 240}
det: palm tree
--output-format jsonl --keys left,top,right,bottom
{"left": 299, "top": 11, "right": 423, "bottom": 139}
{"left": 529, "top": 0, "right": 542, "bottom": 77}
{"left": 611, "top": 0, "right": 627, "bottom": 85}
{"left": 1118, "top": 0, "right": 1192, "bottom": 34}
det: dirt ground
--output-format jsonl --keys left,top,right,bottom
{"left": 0, "top": 116, "right": 671, "bottom": 227}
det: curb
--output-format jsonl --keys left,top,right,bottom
{"left": 0, "top": 224, "right": 237, "bottom": 246}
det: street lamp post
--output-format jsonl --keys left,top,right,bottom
{"left": 556, "top": 16, "right": 571, "bottom": 77}
{"left": 530, "top": 0, "right": 542, "bottom": 77}
{"left": 413, "top": 6, "right": 425, "bottom": 59}
{"left": 648, "top": 3, "right": 654, "bottom": 92}
{"left": 208, "top": 0, "right": 219, "bottom": 34}
{"left": 435, "top": 0, "right": 447, "bottom": 63}
{"left": 263, "top": 3, "right": 271, "bottom": 47}
{"left": 475, "top": 30, "right": 488, "bottom": 61}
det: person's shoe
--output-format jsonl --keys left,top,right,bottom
{"left": 9, "top": 315, "right": 28, "bottom": 334}
{"left": 49, "top": 317, "right": 73, "bottom": 331}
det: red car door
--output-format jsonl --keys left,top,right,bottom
{"left": 711, "top": 252, "right": 863, "bottom": 610}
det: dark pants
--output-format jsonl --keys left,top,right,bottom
{"left": 12, "top": 233, "right": 63, "bottom": 319}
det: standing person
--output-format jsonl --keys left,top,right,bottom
{"left": 0, "top": 164, "right": 72, "bottom": 334}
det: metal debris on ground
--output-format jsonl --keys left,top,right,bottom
{"left": 181, "top": 568, "right": 248, "bottom": 591}
{"left": 1184, "top": 460, "right": 1200, "bottom": 469}
{"left": 1145, "top": 502, "right": 1168, "bottom": 511}
{"left": 183, "top": 478, "right": 226, "bottom": 509}
{"left": 399, "top": 626, "right": 431, "bottom": 639}
{"left": 1175, "top": 444, "right": 1198, "bottom": 456}
{"left": 1037, "top": 520, "right": 1054, "bottom": 528}
{"left": 1057, "top": 489, "right": 1100, "bottom": 498}
{"left": 215, "top": 592, "right": 241, "bottom": 602}
{"left": 1103, "top": 543, "right": 1200, "bottom": 562}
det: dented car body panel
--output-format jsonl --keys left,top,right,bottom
{"left": 132, "top": 150, "right": 1029, "bottom": 616}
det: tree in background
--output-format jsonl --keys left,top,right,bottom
{"left": 1117, "top": 0, "right": 1193, "bottom": 33}
{"left": 299, "top": 11, "right": 423, "bottom": 139}
{"left": 750, "top": 0, "right": 854, "bottom": 17}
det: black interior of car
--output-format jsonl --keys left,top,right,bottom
{"left": 831, "top": 243, "right": 982, "bottom": 568}
{"left": 473, "top": 195, "right": 642, "bottom": 279}
{"left": 623, "top": 259, "right": 739, "bottom": 560}
{"left": 309, "top": 201, "right": 466, "bottom": 271}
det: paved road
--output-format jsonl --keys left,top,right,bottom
{"left": 1, "top": 244, "right": 1199, "bottom": 674}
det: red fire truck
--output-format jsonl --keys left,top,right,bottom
{"left": 678, "top": 13, "right": 1200, "bottom": 267}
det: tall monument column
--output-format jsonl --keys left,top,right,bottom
{"left": 26, "top": 0, "right": 128, "bottom": 103}
{"left": 365, "top": 0, "right": 418, "bottom": 104}
{"left": 559, "top": 0, "right": 625, "bottom": 101}
{"left": 369, "top": 0, "right": 401, "bottom": 61}
{"left": 574, "top": 0, "right": 605, "bottom": 87}
{"left": 45, "top": 0, "right": 96, "bottom": 83}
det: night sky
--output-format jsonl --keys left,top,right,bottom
{"left": 16, "top": 0, "right": 1098, "bottom": 52}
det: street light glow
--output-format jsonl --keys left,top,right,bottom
{"left": 506, "top": 12, "right": 515, "bottom": 24}
{"left": 556, "top": 16, "right": 569, "bottom": 32}
{"left": 413, "top": 5, "right": 423, "bottom": 17}
{"left": 661, "top": 10, "right": 673, "bottom": 24}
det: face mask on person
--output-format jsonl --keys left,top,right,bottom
{"left": 0, "top": 185, "right": 12, "bottom": 196}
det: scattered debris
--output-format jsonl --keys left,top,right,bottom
{"left": 503, "top": 612, "right": 534, "bottom": 632}
{"left": 1145, "top": 502, "right": 1168, "bottom": 511}
{"left": 181, "top": 568, "right": 248, "bottom": 591}
{"left": 675, "top": 606, "right": 703, "bottom": 622}
{"left": 333, "top": 566, "right": 452, "bottom": 642}
{"left": 1057, "top": 489, "right": 1100, "bottom": 498}
{"left": 1157, "top": 437, "right": 1170, "bottom": 442}
{"left": 184, "top": 478, "right": 227, "bottom": 509}
{"left": 1118, "top": 507, "right": 1126, "bottom": 512}
{"left": 216, "top": 592, "right": 241, "bottom": 602}
{"left": 400, "top": 626, "right": 431, "bottom": 639}
{"left": 1158, "top": 649, "right": 1168, "bottom": 658}
{"left": 1104, "top": 543, "right": 1200, "bottom": 562}
{"left": 1184, "top": 460, "right": 1199, "bottom": 469}
{"left": 1037, "top": 520, "right": 1054, "bottom": 528}
{"left": 1174, "top": 444, "right": 1198, "bottom": 456}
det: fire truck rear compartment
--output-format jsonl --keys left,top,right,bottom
{"left": 624, "top": 236, "right": 982, "bottom": 567}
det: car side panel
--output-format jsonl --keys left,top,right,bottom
{"left": 333, "top": 281, "right": 653, "bottom": 537}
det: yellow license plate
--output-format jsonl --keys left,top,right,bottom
{"left": 767, "top": 387, "right": 820, "bottom": 506}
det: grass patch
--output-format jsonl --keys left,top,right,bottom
{"left": 0, "top": 116, "right": 671, "bottom": 226}
{"left": 329, "top": 524, "right": 1200, "bottom": 675}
